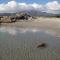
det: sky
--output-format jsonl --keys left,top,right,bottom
{"left": 0, "top": 0, "right": 51, "bottom": 4}
{"left": 0, "top": 0, "right": 60, "bottom": 14}
{"left": 0, "top": 0, "right": 60, "bottom": 4}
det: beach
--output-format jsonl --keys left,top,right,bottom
{"left": 0, "top": 17, "right": 60, "bottom": 60}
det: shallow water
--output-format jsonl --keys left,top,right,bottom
{"left": 0, "top": 26, "right": 60, "bottom": 60}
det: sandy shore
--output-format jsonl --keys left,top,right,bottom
{"left": 1, "top": 17, "right": 60, "bottom": 28}
{"left": 0, "top": 17, "right": 60, "bottom": 35}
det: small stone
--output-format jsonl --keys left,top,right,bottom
{"left": 37, "top": 43, "right": 46, "bottom": 48}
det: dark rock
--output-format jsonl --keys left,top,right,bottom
{"left": 0, "top": 16, "right": 3, "bottom": 20}
{"left": 0, "top": 13, "right": 32, "bottom": 23}
{"left": 10, "top": 17, "right": 16, "bottom": 22}
{"left": 15, "top": 13, "right": 31, "bottom": 20}
{"left": 56, "top": 16, "right": 60, "bottom": 18}
{"left": 0, "top": 16, "right": 11, "bottom": 23}
{"left": 37, "top": 43, "right": 46, "bottom": 48}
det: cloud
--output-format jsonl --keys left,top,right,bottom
{"left": 46, "top": 1, "right": 60, "bottom": 14}
{"left": 0, "top": 1, "right": 17, "bottom": 13}
{"left": 0, "top": 1, "right": 43, "bottom": 13}
{"left": 0, "top": 1, "right": 60, "bottom": 14}
{"left": 46, "top": 1, "right": 60, "bottom": 10}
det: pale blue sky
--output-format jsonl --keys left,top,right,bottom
{"left": 0, "top": 0, "right": 60, "bottom": 4}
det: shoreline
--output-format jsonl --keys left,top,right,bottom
{"left": 0, "top": 17, "right": 60, "bottom": 33}
{"left": 0, "top": 17, "right": 60, "bottom": 27}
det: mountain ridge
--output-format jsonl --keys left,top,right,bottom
{"left": 0, "top": 10, "right": 60, "bottom": 17}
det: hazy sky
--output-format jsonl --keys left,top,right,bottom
{"left": 0, "top": 0, "right": 60, "bottom": 14}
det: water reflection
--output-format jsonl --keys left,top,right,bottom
{"left": 0, "top": 26, "right": 57, "bottom": 36}
{"left": 0, "top": 26, "right": 17, "bottom": 35}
